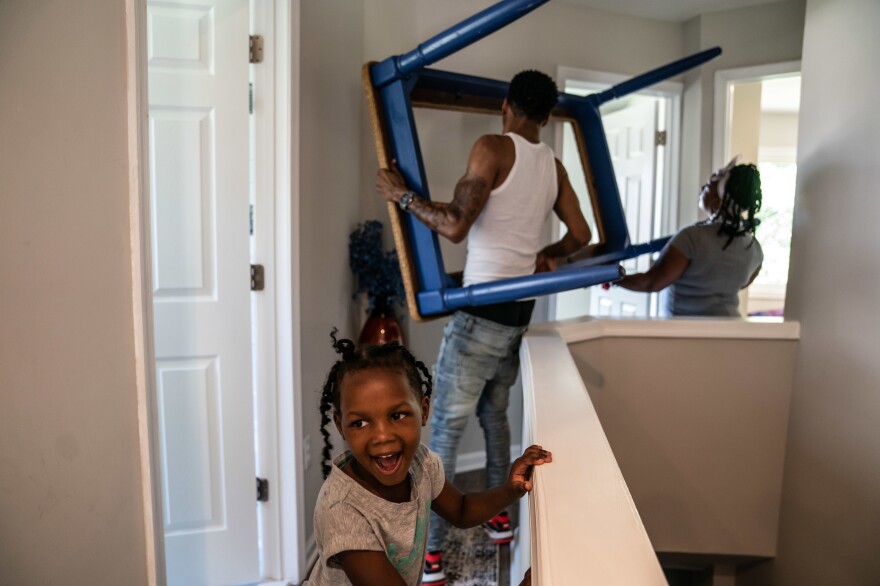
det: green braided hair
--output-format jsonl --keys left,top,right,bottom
{"left": 713, "top": 163, "right": 763, "bottom": 250}
{"left": 318, "top": 329, "right": 433, "bottom": 479}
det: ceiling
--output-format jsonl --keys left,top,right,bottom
{"left": 558, "top": 0, "right": 787, "bottom": 22}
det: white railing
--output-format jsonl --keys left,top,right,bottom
{"left": 514, "top": 327, "right": 667, "bottom": 585}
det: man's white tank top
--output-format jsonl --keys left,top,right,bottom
{"left": 463, "top": 132, "right": 558, "bottom": 287}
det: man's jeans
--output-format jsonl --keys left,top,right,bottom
{"left": 427, "top": 311, "right": 528, "bottom": 552}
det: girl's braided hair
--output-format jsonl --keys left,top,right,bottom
{"left": 319, "top": 329, "right": 433, "bottom": 479}
{"left": 711, "top": 163, "right": 763, "bottom": 250}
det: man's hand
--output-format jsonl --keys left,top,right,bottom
{"left": 375, "top": 160, "right": 408, "bottom": 204}
{"left": 535, "top": 251, "right": 557, "bottom": 273}
{"left": 508, "top": 445, "right": 552, "bottom": 496}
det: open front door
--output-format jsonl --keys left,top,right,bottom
{"left": 147, "top": 0, "right": 260, "bottom": 583}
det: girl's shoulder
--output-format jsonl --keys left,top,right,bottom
{"left": 413, "top": 443, "right": 442, "bottom": 471}
{"left": 415, "top": 444, "right": 446, "bottom": 497}
{"left": 315, "top": 464, "right": 357, "bottom": 511}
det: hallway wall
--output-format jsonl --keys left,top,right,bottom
{"left": 0, "top": 1, "right": 149, "bottom": 583}
{"left": 764, "top": 0, "right": 880, "bottom": 582}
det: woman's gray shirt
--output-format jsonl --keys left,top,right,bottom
{"left": 662, "top": 222, "right": 763, "bottom": 317}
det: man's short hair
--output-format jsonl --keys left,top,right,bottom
{"left": 507, "top": 70, "right": 558, "bottom": 122}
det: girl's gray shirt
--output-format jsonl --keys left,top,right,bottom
{"left": 304, "top": 444, "right": 445, "bottom": 585}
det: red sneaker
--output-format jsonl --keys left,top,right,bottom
{"left": 423, "top": 550, "right": 447, "bottom": 585}
{"left": 482, "top": 511, "right": 513, "bottom": 544}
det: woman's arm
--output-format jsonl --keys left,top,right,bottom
{"left": 336, "top": 550, "right": 407, "bottom": 586}
{"left": 616, "top": 245, "right": 689, "bottom": 293}
{"left": 431, "top": 445, "right": 551, "bottom": 528}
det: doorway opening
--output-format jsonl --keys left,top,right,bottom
{"left": 715, "top": 62, "right": 801, "bottom": 316}
{"left": 551, "top": 67, "right": 682, "bottom": 320}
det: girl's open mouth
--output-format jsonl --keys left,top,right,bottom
{"left": 373, "top": 452, "right": 402, "bottom": 475}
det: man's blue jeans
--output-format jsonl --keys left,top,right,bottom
{"left": 426, "top": 310, "right": 528, "bottom": 552}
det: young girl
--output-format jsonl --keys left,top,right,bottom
{"left": 303, "top": 330, "right": 549, "bottom": 586}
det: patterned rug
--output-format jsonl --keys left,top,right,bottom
{"left": 442, "top": 525, "right": 497, "bottom": 585}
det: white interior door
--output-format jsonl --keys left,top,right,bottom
{"left": 591, "top": 100, "right": 658, "bottom": 318}
{"left": 147, "top": 1, "right": 259, "bottom": 584}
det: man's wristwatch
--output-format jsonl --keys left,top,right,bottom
{"left": 398, "top": 190, "right": 415, "bottom": 211}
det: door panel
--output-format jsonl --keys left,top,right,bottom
{"left": 147, "top": 1, "right": 259, "bottom": 584}
{"left": 591, "top": 101, "right": 658, "bottom": 318}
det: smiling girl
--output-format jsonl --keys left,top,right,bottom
{"left": 303, "top": 330, "right": 549, "bottom": 586}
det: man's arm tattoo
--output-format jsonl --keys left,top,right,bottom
{"left": 410, "top": 177, "right": 489, "bottom": 234}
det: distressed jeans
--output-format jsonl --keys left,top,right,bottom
{"left": 426, "top": 311, "right": 528, "bottom": 552}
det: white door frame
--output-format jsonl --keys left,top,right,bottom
{"left": 712, "top": 60, "right": 801, "bottom": 170}
{"left": 125, "top": 0, "right": 304, "bottom": 583}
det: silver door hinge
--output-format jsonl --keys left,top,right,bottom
{"left": 251, "top": 264, "right": 265, "bottom": 291}
{"left": 249, "top": 35, "right": 264, "bottom": 64}
{"left": 257, "top": 477, "right": 269, "bottom": 502}
{"left": 655, "top": 130, "right": 667, "bottom": 146}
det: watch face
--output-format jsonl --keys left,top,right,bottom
{"left": 400, "top": 192, "right": 413, "bottom": 209}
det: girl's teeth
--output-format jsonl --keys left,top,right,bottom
{"left": 374, "top": 453, "right": 401, "bottom": 471}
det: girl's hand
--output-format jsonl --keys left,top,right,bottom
{"left": 508, "top": 445, "right": 552, "bottom": 496}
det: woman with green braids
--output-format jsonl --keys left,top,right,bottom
{"left": 613, "top": 156, "right": 764, "bottom": 316}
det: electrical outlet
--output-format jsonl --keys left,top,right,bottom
{"left": 303, "top": 434, "right": 311, "bottom": 470}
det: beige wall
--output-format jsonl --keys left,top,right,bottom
{"left": 568, "top": 336, "right": 796, "bottom": 559}
{"left": 0, "top": 1, "right": 148, "bottom": 584}
{"left": 679, "top": 0, "right": 806, "bottom": 226}
{"left": 758, "top": 0, "right": 880, "bottom": 583}
{"left": 297, "top": 0, "right": 366, "bottom": 556}
{"left": 730, "top": 82, "right": 762, "bottom": 164}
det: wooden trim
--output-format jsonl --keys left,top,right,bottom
{"left": 361, "top": 62, "right": 426, "bottom": 322}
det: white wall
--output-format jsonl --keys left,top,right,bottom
{"left": 0, "top": 1, "right": 149, "bottom": 583}
{"left": 765, "top": 0, "right": 880, "bottom": 582}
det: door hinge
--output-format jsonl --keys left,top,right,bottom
{"left": 249, "top": 35, "right": 264, "bottom": 64}
{"left": 655, "top": 130, "right": 667, "bottom": 146}
{"left": 251, "top": 264, "right": 265, "bottom": 291}
{"left": 257, "top": 477, "right": 269, "bottom": 502}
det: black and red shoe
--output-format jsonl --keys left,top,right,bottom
{"left": 482, "top": 511, "right": 513, "bottom": 544}
{"left": 423, "top": 550, "right": 447, "bottom": 585}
